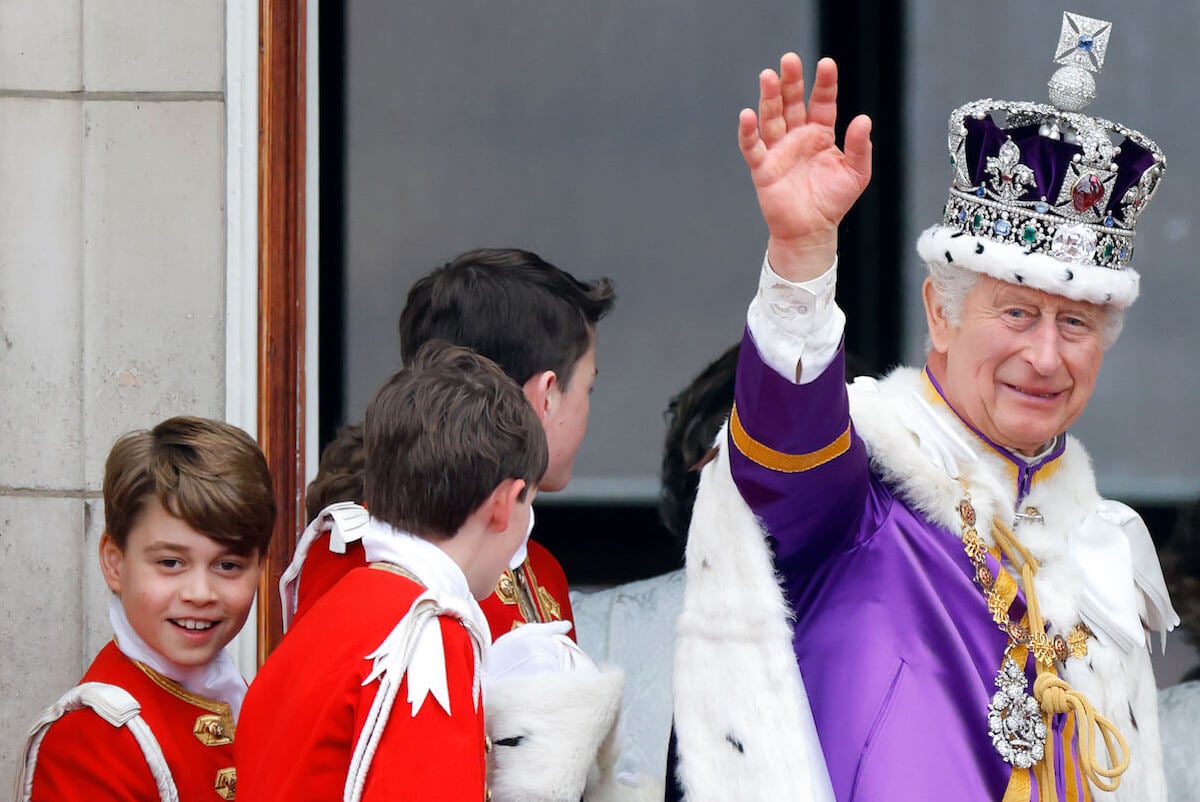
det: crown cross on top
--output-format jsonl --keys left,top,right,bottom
{"left": 1048, "top": 12, "right": 1112, "bottom": 113}
{"left": 1054, "top": 13, "right": 1111, "bottom": 73}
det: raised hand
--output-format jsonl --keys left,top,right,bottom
{"left": 738, "top": 54, "right": 873, "bottom": 282}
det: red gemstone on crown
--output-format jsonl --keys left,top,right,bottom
{"left": 1071, "top": 174, "right": 1104, "bottom": 213}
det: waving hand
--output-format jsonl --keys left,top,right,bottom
{"left": 739, "top": 54, "right": 873, "bottom": 282}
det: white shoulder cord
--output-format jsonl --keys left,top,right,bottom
{"left": 279, "top": 502, "right": 371, "bottom": 631}
{"left": 343, "top": 591, "right": 487, "bottom": 802}
{"left": 16, "top": 682, "right": 179, "bottom": 802}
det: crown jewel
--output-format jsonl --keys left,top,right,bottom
{"left": 940, "top": 13, "right": 1165, "bottom": 271}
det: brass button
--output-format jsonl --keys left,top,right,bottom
{"left": 214, "top": 767, "right": 236, "bottom": 800}
{"left": 193, "top": 714, "right": 233, "bottom": 746}
{"left": 485, "top": 734, "right": 492, "bottom": 753}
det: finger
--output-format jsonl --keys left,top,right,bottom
{"left": 843, "top": 114, "right": 874, "bottom": 183}
{"left": 738, "top": 108, "right": 768, "bottom": 171}
{"left": 806, "top": 57, "right": 839, "bottom": 130}
{"left": 757, "top": 68, "right": 786, "bottom": 146}
{"left": 778, "top": 52, "right": 808, "bottom": 130}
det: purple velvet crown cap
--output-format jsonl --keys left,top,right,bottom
{"left": 960, "top": 115, "right": 1157, "bottom": 223}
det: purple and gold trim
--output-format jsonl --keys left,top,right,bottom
{"left": 729, "top": 404, "right": 852, "bottom": 474}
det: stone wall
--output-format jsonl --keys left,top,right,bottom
{"left": 0, "top": 0, "right": 228, "bottom": 788}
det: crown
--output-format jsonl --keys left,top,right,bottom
{"left": 920, "top": 13, "right": 1166, "bottom": 308}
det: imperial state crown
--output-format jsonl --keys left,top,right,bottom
{"left": 918, "top": 12, "right": 1166, "bottom": 308}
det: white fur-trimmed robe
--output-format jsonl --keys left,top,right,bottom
{"left": 674, "top": 365, "right": 1173, "bottom": 800}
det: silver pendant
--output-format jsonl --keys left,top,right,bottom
{"left": 987, "top": 656, "right": 1047, "bottom": 769}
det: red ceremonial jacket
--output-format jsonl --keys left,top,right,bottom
{"left": 292, "top": 524, "right": 574, "bottom": 641}
{"left": 28, "top": 642, "right": 238, "bottom": 802}
{"left": 482, "top": 539, "right": 575, "bottom": 637}
{"left": 236, "top": 566, "right": 487, "bottom": 801}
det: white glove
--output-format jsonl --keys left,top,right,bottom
{"left": 486, "top": 621, "right": 598, "bottom": 684}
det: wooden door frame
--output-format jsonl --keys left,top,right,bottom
{"left": 256, "top": 0, "right": 308, "bottom": 663}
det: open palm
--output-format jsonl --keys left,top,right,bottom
{"left": 739, "top": 55, "right": 872, "bottom": 281}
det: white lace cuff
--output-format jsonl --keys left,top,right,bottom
{"left": 746, "top": 253, "right": 845, "bottom": 384}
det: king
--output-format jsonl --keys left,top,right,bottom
{"left": 673, "top": 13, "right": 1177, "bottom": 802}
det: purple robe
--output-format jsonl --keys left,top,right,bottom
{"left": 729, "top": 330, "right": 1076, "bottom": 801}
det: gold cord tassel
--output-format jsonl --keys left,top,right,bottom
{"left": 1032, "top": 672, "right": 1129, "bottom": 794}
{"left": 992, "top": 521, "right": 1131, "bottom": 798}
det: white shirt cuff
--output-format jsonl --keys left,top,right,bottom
{"left": 746, "top": 253, "right": 845, "bottom": 384}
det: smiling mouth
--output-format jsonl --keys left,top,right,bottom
{"left": 1007, "top": 384, "right": 1062, "bottom": 400}
{"left": 171, "top": 619, "right": 217, "bottom": 632}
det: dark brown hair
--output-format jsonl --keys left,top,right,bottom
{"left": 103, "top": 416, "right": 276, "bottom": 556}
{"left": 658, "top": 344, "right": 741, "bottom": 543}
{"left": 658, "top": 346, "right": 875, "bottom": 543}
{"left": 304, "top": 423, "right": 365, "bottom": 521}
{"left": 364, "top": 341, "right": 548, "bottom": 538}
{"left": 398, "top": 248, "right": 614, "bottom": 389}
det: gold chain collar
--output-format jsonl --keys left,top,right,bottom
{"left": 956, "top": 493, "right": 1090, "bottom": 666}
{"left": 956, "top": 487, "right": 1130, "bottom": 796}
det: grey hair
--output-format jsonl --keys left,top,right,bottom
{"left": 924, "top": 260, "right": 1125, "bottom": 349}
{"left": 926, "top": 259, "right": 980, "bottom": 328}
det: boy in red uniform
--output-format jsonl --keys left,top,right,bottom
{"left": 236, "top": 342, "right": 548, "bottom": 801}
{"left": 281, "top": 247, "right": 614, "bottom": 638}
{"left": 16, "top": 416, "right": 276, "bottom": 802}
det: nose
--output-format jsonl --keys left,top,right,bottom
{"left": 179, "top": 569, "right": 218, "bottom": 605}
{"left": 1025, "top": 317, "right": 1064, "bottom": 375}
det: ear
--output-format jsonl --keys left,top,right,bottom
{"left": 484, "top": 478, "right": 527, "bottom": 533}
{"left": 521, "top": 371, "right": 558, "bottom": 423}
{"left": 98, "top": 532, "right": 125, "bottom": 594}
{"left": 923, "top": 276, "right": 953, "bottom": 354}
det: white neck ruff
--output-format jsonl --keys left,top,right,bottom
{"left": 108, "top": 597, "right": 247, "bottom": 718}
{"left": 360, "top": 517, "right": 492, "bottom": 645}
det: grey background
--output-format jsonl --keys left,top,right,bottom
{"left": 344, "top": 1, "right": 1198, "bottom": 505}
{"left": 344, "top": 0, "right": 817, "bottom": 501}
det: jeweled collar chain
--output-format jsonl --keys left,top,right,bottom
{"left": 956, "top": 487, "right": 1129, "bottom": 795}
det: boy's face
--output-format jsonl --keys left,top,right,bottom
{"left": 100, "top": 498, "right": 261, "bottom": 668}
{"left": 540, "top": 341, "right": 597, "bottom": 492}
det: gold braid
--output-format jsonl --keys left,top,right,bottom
{"left": 992, "top": 521, "right": 1130, "bottom": 795}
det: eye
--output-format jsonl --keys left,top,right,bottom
{"left": 215, "top": 560, "right": 245, "bottom": 574}
{"left": 1001, "top": 307, "right": 1037, "bottom": 327}
{"left": 1058, "top": 312, "right": 1097, "bottom": 334}
{"left": 157, "top": 558, "right": 183, "bottom": 571}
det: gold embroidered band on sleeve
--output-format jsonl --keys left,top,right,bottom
{"left": 729, "top": 404, "right": 852, "bottom": 473}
